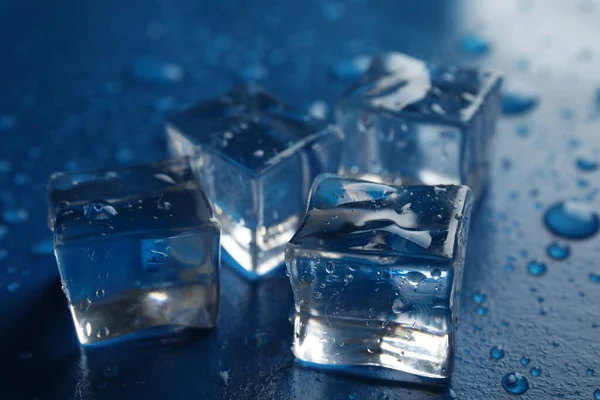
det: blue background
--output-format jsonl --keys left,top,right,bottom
{"left": 1, "top": 0, "right": 599, "bottom": 398}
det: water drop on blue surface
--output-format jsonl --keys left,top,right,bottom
{"left": 530, "top": 367, "right": 541, "bottom": 376}
{"left": 459, "top": 34, "right": 491, "bottom": 56}
{"left": 348, "top": 394, "right": 357, "bottom": 400}
{"left": 84, "top": 201, "right": 118, "bottom": 221}
{"left": 244, "top": 332, "right": 270, "bottom": 348}
{"left": 546, "top": 242, "right": 570, "bottom": 260}
{"left": 102, "top": 363, "right": 120, "bottom": 379}
{"left": 96, "top": 288, "right": 105, "bottom": 298}
{"left": 502, "top": 88, "right": 538, "bottom": 115}
{"left": 473, "top": 292, "right": 487, "bottom": 304}
{"left": 502, "top": 372, "right": 529, "bottom": 395}
{"left": 133, "top": 57, "right": 183, "bottom": 83}
{"left": 544, "top": 201, "right": 599, "bottom": 239}
{"left": 7, "top": 282, "right": 20, "bottom": 292}
{"left": 477, "top": 306, "right": 488, "bottom": 316}
{"left": 576, "top": 158, "right": 598, "bottom": 172}
{"left": 595, "top": 389, "right": 600, "bottom": 400}
{"left": 589, "top": 273, "right": 600, "bottom": 283}
{"left": 587, "top": 368, "right": 595, "bottom": 376}
{"left": 490, "top": 346, "right": 505, "bottom": 360}
{"left": 0, "top": 115, "right": 17, "bottom": 130}
{"left": 322, "top": 2, "right": 345, "bottom": 21}
{"left": 527, "top": 261, "right": 547, "bottom": 277}
{"left": 31, "top": 239, "right": 54, "bottom": 255}
{"left": 520, "top": 357, "right": 530, "bottom": 366}
{"left": 331, "top": 55, "right": 371, "bottom": 81}
{"left": 80, "top": 296, "right": 91, "bottom": 312}
{"left": 2, "top": 209, "right": 29, "bottom": 224}
{"left": 377, "top": 394, "right": 390, "bottom": 400}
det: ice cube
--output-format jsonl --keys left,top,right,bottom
{"left": 166, "top": 83, "right": 343, "bottom": 278}
{"left": 336, "top": 52, "right": 502, "bottom": 201}
{"left": 285, "top": 174, "right": 473, "bottom": 382}
{"left": 49, "top": 158, "right": 220, "bottom": 345}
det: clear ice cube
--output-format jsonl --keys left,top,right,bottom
{"left": 49, "top": 158, "right": 220, "bottom": 345}
{"left": 285, "top": 174, "right": 473, "bottom": 382}
{"left": 336, "top": 52, "right": 502, "bottom": 201}
{"left": 166, "top": 83, "right": 343, "bottom": 278}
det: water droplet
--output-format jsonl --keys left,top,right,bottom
{"left": 392, "top": 298, "right": 406, "bottom": 313}
{"left": 96, "top": 288, "right": 105, "bottom": 298}
{"left": 80, "top": 296, "right": 91, "bottom": 312}
{"left": 431, "top": 268, "right": 441, "bottom": 279}
{"left": 31, "top": 239, "right": 54, "bottom": 255}
{"left": 477, "top": 306, "right": 488, "bottom": 316}
{"left": 133, "top": 57, "right": 183, "bottom": 83}
{"left": 520, "top": 357, "right": 530, "bottom": 366}
{"left": 325, "top": 261, "right": 335, "bottom": 274}
{"left": 253, "top": 149, "right": 265, "bottom": 158}
{"left": 473, "top": 292, "right": 487, "bottom": 304}
{"left": 576, "top": 158, "right": 598, "bottom": 172}
{"left": 2, "top": 209, "right": 29, "bottom": 224}
{"left": 344, "top": 274, "right": 353, "bottom": 283}
{"left": 313, "top": 292, "right": 323, "bottom": 300}
{"left": 219, "top": 370, "right": 231, "bottom": 386}
{"left": 502, "top": 81, "right": 538, "bottom": 115}
{"left": 85, "top": 322, "right": 92, "bottom": 337}
{"left": 406, "top": 271, "right": 426, "bottom": 286}
{"left": 331, "top": 55, "right": 371, "bottom": 81}
{"left": 244, "top": 332, "right": 269, "bottom": 348}
{"left": 348, "top": 394, "right": 357, "bottom": 400}
{"left": 501, "top": 372, "right": 529, "bottom": 394}
{"left": 590, "top": 273, "right": 600, "bottom": 283}
{"left": 84, "top": 201, "right": 118, "bottom": 221}
{"left": 309, "top": 100, "right": 328, "bottom": 120}
{"left": 458, "top": 34, "right": 490, "bottom": 56}
{"left": 546, "top": 242, "right": 570, "bottom": 260}
{"left": 544, "top": 201, "right": 599, "bottom": 239}
{"left": 238, "top": 63, "right": 269, "bottom": 81}
{"left": 595, "top": 389, "right": 600, "bottom": 400}
{"left": 530, "top": 367, "right": 541, "bottom": 377}
{"left": 96, "top": 326, "right": 110, "bottom": 338}
{"left": 490, "top": 346, "right": 505, "bottom": 360}
{"left": 7, "top": 282, "right": 20, "bottom": 292}
{"left": 377, "top": 393, "right": 390, "bottom": 400}
{"left": 0, "top": 225, "right": 8, "bottom": 241}
{"left": 157, "top": 200, "right": 172, "bottom": 211}
{"left": 527, "top": 261, "right": 547, "bottom": 277}
{"left": 587, "top": 368, "right": 595, "bottom": 376}
{"left": 102, "top": 363, "right": 120, "bottom": 379}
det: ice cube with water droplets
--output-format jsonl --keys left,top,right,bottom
{"left": 48, "top": 158, "right": 221, "bottom": 345}
{"left": 166, "top": 82, "right": 343, "bottom": 278}
{"left": 336, "top": 52, "right": 502, "bottom": 201}
{"left": 285, "top": 174, "right": 473, "bottom": 382}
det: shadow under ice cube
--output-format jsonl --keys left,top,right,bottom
{"left": 336, "top": 52, "right": 502, "bottom": 201}
{"left": 285, "top": 174, "right": 473, "bottom": 382}
{"left": 166, "top": 83, "right": 343, "bottom": 278}
{"left": 49, "top": 158, "right": 220, "bottom": 345}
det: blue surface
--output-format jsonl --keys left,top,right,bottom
{"left": 1, "top": 0, "right": 600, "bottom": 399}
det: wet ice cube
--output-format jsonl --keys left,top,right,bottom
{"left": 285, "top": 174, "right": 473, "bottom": 382}
{"left": 166, "top": 83, "right": 343, "bottom": 278}
{"left": 49, "top": 158, "right": 221, "bottom": 346}
{"left": 336, "top": 52, "right": 502, "bottom": 201}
